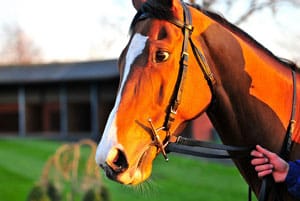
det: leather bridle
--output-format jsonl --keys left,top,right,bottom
{"left": 135, "top": 1, "right": 297, "bottom": 201}
{"left": 140, "top": 1, "right": 217, "bottom": 161}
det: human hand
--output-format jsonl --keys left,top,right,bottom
{"left": 251, "top": 145, "right": 289, "bottom": 183}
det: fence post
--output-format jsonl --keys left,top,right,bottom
{"left": 18, "top": 86, "right": 26, "bottom": 137}
{"left": 59, "top": 84, "right": 68, "bottom": 138}
{"left": 90, "top": 82, "right": 99, "bottom": 140}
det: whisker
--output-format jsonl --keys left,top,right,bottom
{"left": 129, "top": 179, "right": 158, "bottom": 198}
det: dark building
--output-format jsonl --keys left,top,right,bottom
{"left": 0, "top": 59, "right": 215, "bottom": 141}
{"left": 0, "top": 59, "right": 119, "bottom": 140}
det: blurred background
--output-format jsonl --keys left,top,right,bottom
{"left": 0, "top": 0, "right": 298, "bottom": 140}
{"left": 0, "top": 0, "right": 299, "bottom": 201}
{"left": 0, "top": 0, "right": 299, "bottom": 64}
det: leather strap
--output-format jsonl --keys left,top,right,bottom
{"left": 166, "top": 136, "right": 252, "bottom": 159}
{"left": 280, "top": 69, "right": 297, "bottom": 160}
{"left": 163, "top": 2, "right": 194, "bottom": 131}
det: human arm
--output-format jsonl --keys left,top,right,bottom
{"left": 285, "top": 160, "right": 300, "bottom": 199}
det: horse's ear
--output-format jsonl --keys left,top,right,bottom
{"left": 132, "top": 0, "right": 147, "bottom": 10}
{"left": 152, "top": 0, "right": 184, "bottom": 19}
{"left": 170, "top": 0, "right": 184, "bottom": 19}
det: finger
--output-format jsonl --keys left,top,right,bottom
{"left": 251, "top": 158, "right": 269, "bottom": 166}
{"left": 251, "top": 150, "right": 264, "bottom": 158}
{"left": 257, "top": 169, "right": 273, "bottom": 178}
{"left": 256, "top": 145, "right": 273, "bottom": 158}
{"left": 255, "top": 164, "right": 274, "bottom": 172}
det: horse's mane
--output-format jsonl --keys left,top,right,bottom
{"left": 130, "top": 1, "right": 298, "bottom": 70}
{"left": 192, "top": 4, "right": 298, "bottom": 70}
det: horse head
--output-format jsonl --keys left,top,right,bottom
{"left": 95, "top": 0, "right": 212, "bottom": 185}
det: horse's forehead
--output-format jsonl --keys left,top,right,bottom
{"left": 132, "top": 19, "right": 178, "bottom": 40}
{"left": 126, "top": 33, "right": 149, "bottom": 62}
{"left": 119, "top": 31, "right": 148, "bottom": 71}
{"left": 121, "top": 19, "right": 182, "bottom": 70}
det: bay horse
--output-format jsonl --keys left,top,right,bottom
{"left": 95, "top": 0, "right": 300, "bottom": 200}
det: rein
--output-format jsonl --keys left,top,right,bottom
{"left": 137, "top": 1, "right": 297, "bottom": 201}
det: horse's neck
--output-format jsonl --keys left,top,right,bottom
{"left": 292, "top": 73, "right": 300, "bottom": 142}
{"left": 200, "top": 22, "right": 295, "bottom": 152}
{"left": 195, "top": 11, "right": 299, "bottom": 200}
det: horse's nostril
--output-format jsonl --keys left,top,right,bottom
{"left": 113, "top": 149, "right": 128, "bottom": 172}
{"left": 106, "top": 147, "right": 129, "bottom": 174}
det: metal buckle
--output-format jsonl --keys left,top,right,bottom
{"left": 184, "top": 24, "right": 194, "bottom": 32}
{"left": 148, "top": 118, "right": 169, "bottom": 161}
{"left": 170, "top": 106, "right": 177, "bottom": 115}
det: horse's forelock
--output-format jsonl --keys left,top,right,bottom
{"left": 130, "top": 0, "right": 174, "bottom": 34}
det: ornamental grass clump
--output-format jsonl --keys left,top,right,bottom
{"left": 27, "top": 139, "right": 110, "bottom": 201}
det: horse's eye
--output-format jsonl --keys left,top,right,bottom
{"left": 155, "top": 51, "right": 169, "bottom": 63}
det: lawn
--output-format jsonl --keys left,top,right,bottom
{"left": 0, "top": 137, "right": 255, "bottom": 201}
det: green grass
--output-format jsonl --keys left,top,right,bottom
{"left": 0, "top": 138, "right": 254, "bottom": 201}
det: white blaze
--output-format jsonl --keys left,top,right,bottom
{"left": 95, "top": 33, "right": 148, "bottom": 165}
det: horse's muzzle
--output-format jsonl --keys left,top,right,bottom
{"left": 99, "top": 147, "right": 129, "bottom": 182}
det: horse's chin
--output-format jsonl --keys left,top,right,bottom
{"left": 117, "top": 146, "right": 157, "bottom": 185}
